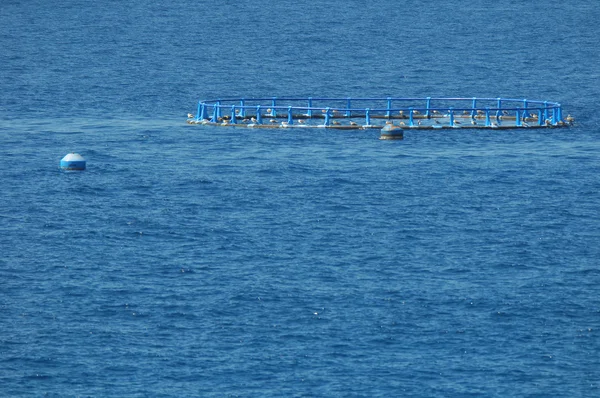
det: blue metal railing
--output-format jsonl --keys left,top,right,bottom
{"left": 190, "top": 97, "right": 566, "bottom": 128}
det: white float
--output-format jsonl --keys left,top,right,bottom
{"left": 60, "top": 153, "right": 86, "bottom": 171}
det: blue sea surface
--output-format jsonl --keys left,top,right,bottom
{"left": 1, "top": 0, "right": 600, "bottom": 396}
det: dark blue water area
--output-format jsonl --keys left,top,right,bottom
{"left": 2, "top": 0, "right": 600, "bottom": 397}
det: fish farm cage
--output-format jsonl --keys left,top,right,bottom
{"left": 187, "top": 97, "right": 573, "bottom": 130}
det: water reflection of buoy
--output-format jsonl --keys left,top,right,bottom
{"left": 379, "top": 123, "right": 404, "bottom": 140}
{"left": 60, "top": 153, "right": 86, "bottom": 170}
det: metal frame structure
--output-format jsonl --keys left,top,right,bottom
{"left": 188, "top": 97, "right": 569, "bottom": 129}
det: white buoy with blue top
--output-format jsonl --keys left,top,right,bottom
{"left": 60, "top": 153, "right": 86, "bottom": 171}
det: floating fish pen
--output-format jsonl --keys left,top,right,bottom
{"left": 187, "top": 97, "right": 573, "bottom": 130}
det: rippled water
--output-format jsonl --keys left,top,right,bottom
{"left": 1, "top": 0, "right": 600, "bottom": 396}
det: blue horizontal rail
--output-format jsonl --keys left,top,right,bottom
{"left": 190, "top": 97, "right": 568, "bottom": 128}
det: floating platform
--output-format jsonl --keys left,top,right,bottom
{"left": 187, "top": 97, "right": 574, "bottom": 130}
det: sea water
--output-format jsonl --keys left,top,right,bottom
{"left": 1, "top": 0, "right": 600, "bottom": 396}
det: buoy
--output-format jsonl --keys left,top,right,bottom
{"left": 60, "top": 152, "right": 86, "bottom": 170}
{"left": 379, "top": 123, "right": 404, "bottom": 140}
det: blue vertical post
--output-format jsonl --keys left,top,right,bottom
{"left": 196, "top": 101, "right": 201, "bottom": 120}
{"left": 239, "top": 99, "right": 246, "bottom": 117}
{"left": 307, "top": 97, "right": 313, "bottom": 118}
{"left": 287, "top": 106, "right": 293, "bottom": 125}
{"left": 543, "top": 101, "right": 549, "bottom": 122}
{"left": 552, "top": 107, "right": 557, "bottom": 125}
{"left": 449, "top": 108, "right": 454, "bottom": 126}
{"left": 346, "top": 98, "right": 352, "bottom": 117}
{"left": 557, "top": 105, "right": 562, "bottom": 123}
{"left": 426, "top": 97, "right": 431, "bottom": 118}
{"left": 408, "top": 107, "right": 414, "bottom": 127}
{"left": 365, "top": 108, "right": 371, "bottom": 126}
{"left": 216, "top": 101, "right": 221, "bottom": 119}
{"left": 496, "top": 98, "right": 502, "bottom": 120}
{"left": 522, "top": 99, "right": 528, "bottom": 120}
{"left": 515, "top": 107, "right": 522, "bottom": 126}
{"left": 386, "top": 97, "right": 392, "bottom": 118}
{"left": 256, "top": 105, "right": 262, "bottom": 124}
{"left": 199, "top": 103, "right": 206, "bottom": 120}
{"left": 471, "top": 97, "right": 477, "bottom": 119}
{"left": 231, "top": 105, "right": 236, "bottom": 124}
{"left": 485, "top": 108, "right": 491, "bottom": 127}
{"left": 324, "top": 107, "right": 331, "bottom": 126}
{"left": 271, "top": 97, "right": 277, "bottom": 117}
{"left": 211, "top": 105, "right": 218, "bottom": 122}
